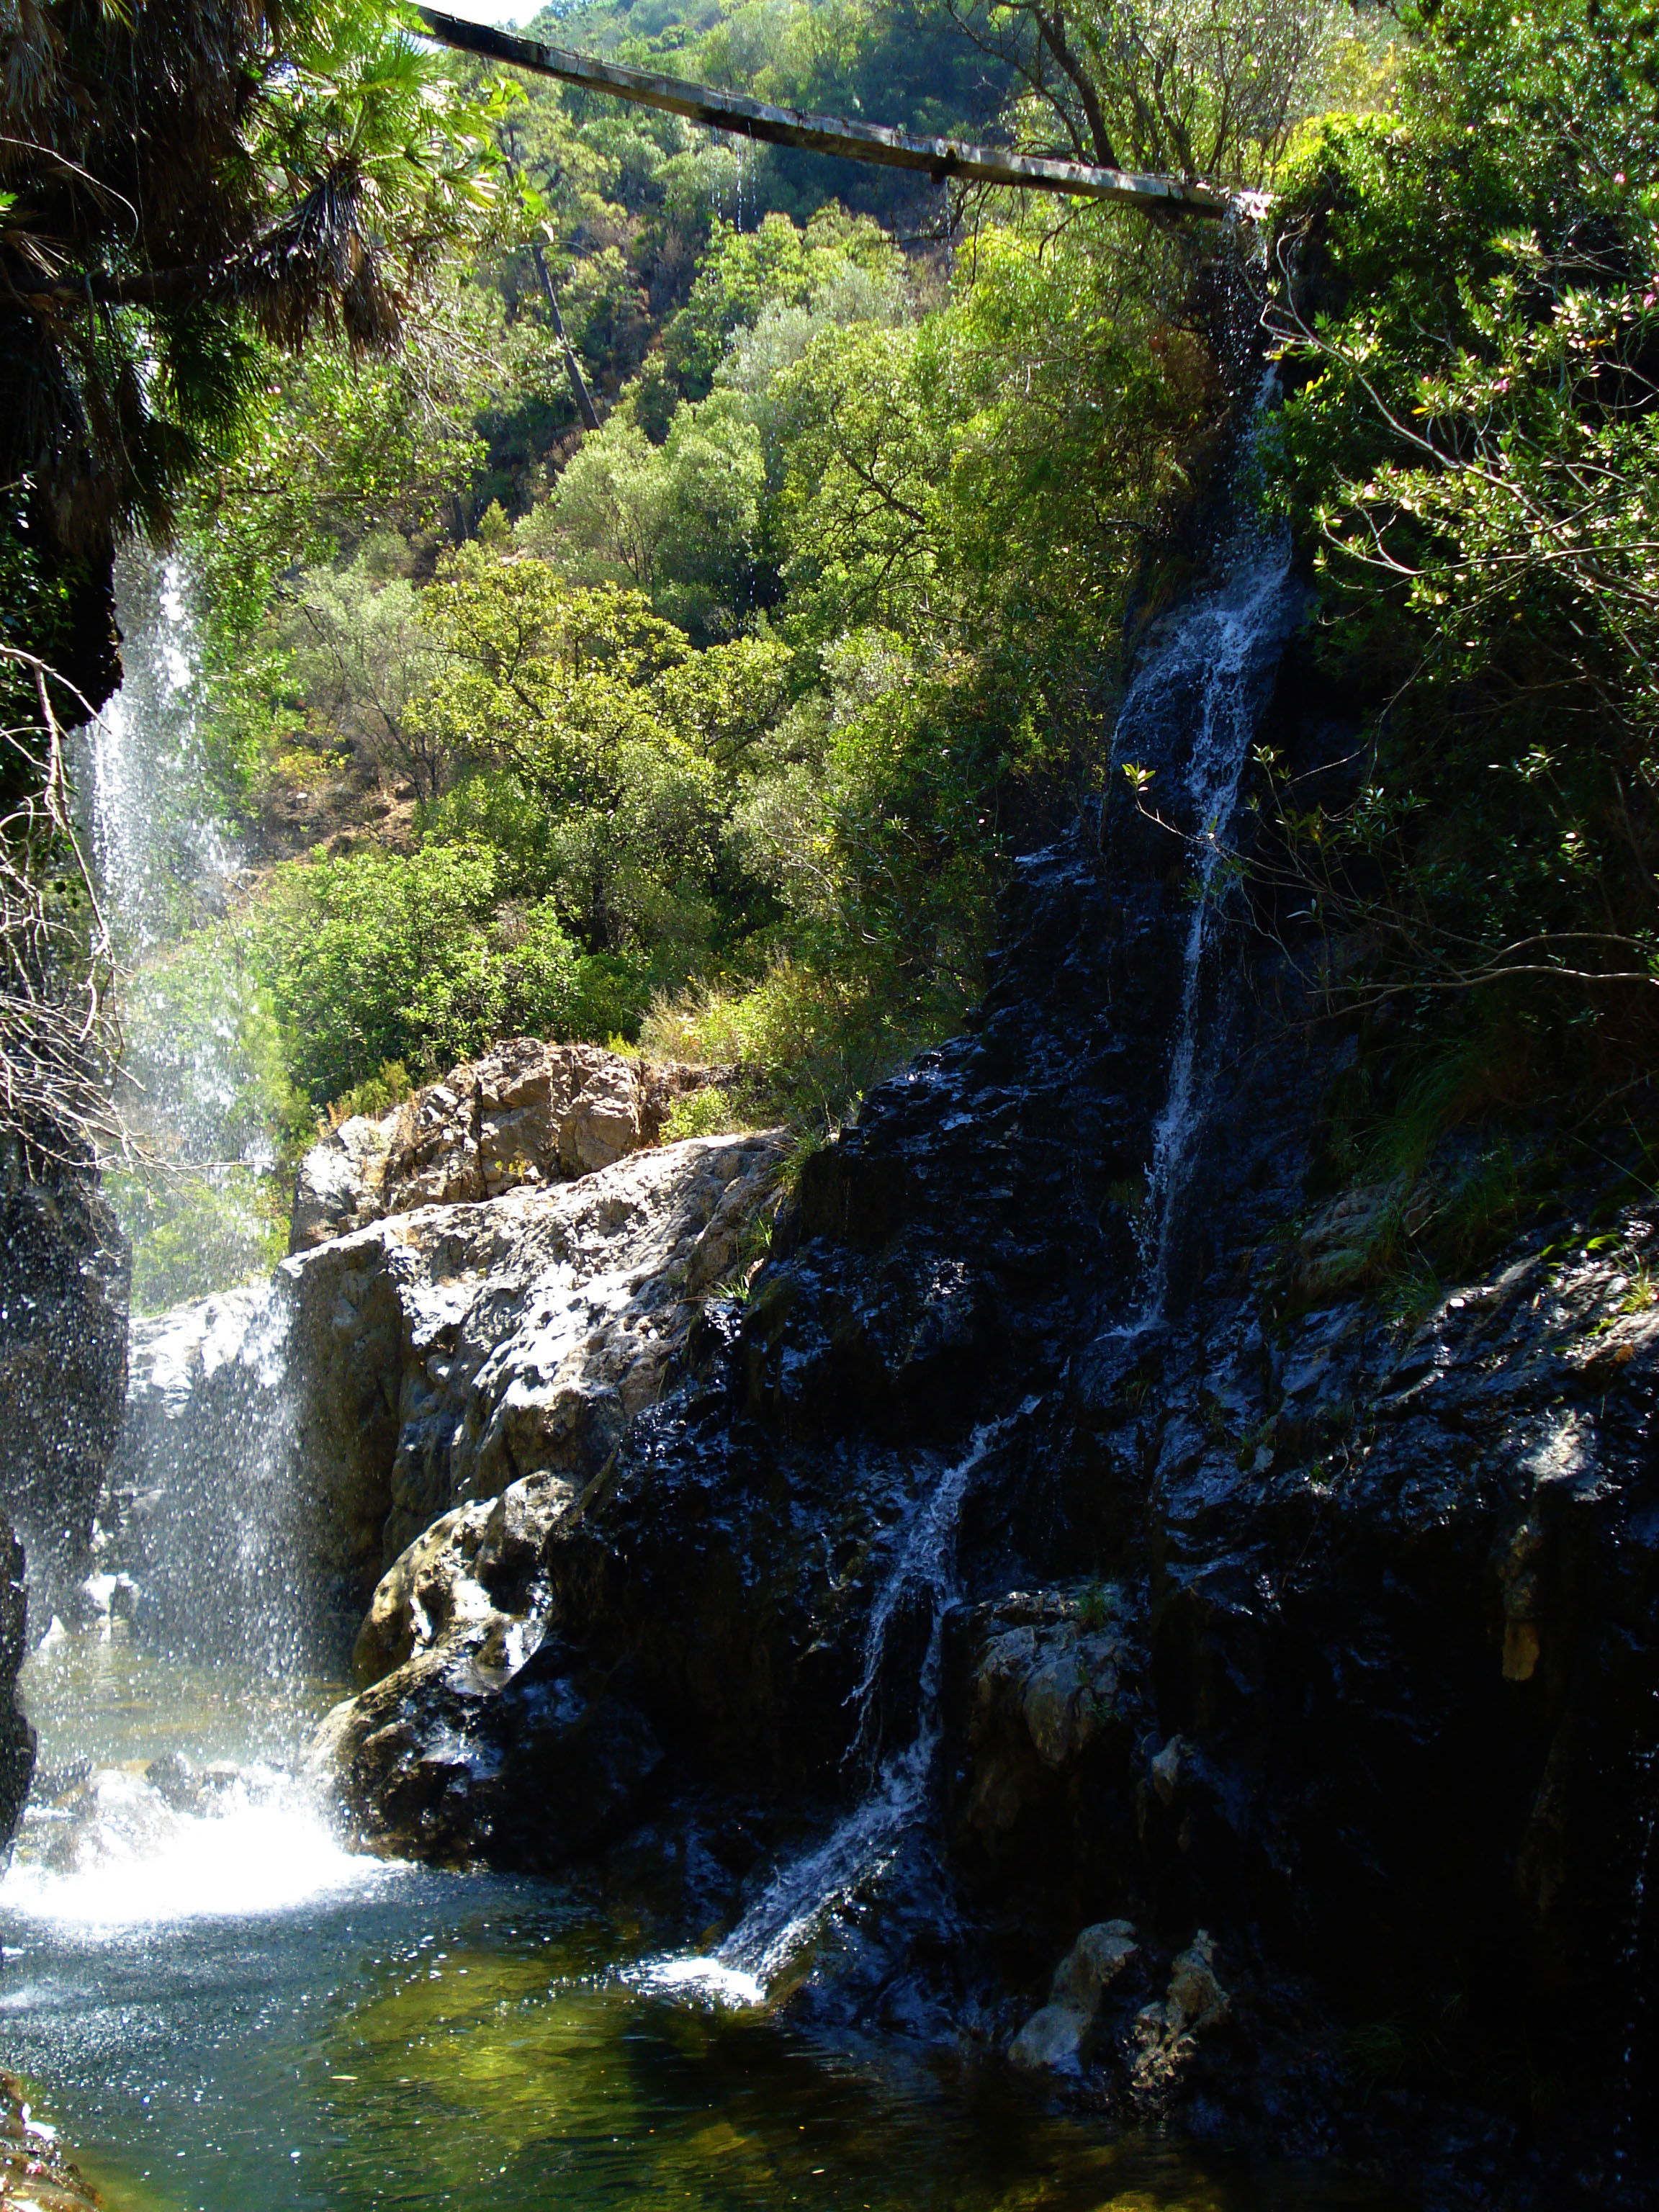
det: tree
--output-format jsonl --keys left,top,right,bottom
{"left": 1262, "top": 0, "right": 1659, "bottom": 1076}
{"left": 943, "top": 0, "right": 1331, "bottom": 184}
{"left": 1, "top": 0, "right": 500, "bottom": 721}
{"left": 284, "top": 554, "right": 449, "bottom": 802}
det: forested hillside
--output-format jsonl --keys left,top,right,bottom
{"left": 8, "top": 0, "right": 1657, "bottom": 1315}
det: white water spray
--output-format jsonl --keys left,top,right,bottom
{"left": 75, "top": 552, "right": 283, "bottom": 1307}
{"left": 3, "top": 1762, "right": 388, "bottom": 1933}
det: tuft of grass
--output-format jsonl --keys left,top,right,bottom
{"left": 661, "top": 1085, "right": 755, "bottom": 1142}
{"left": 325, "top": 1060, "right": 413, "bottom": 1130}
{"left": 640, "top": 956, "right": 970, "bottom": 1136}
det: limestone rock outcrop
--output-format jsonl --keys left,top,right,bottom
{"left": 289, "top": 1038, "right": 720, "bottom": 1252}
{"left": 105, "top": 1131, "right": 786, "bottom": 1658}
{"left": 1008, "top": 1919, "right": 1139, "bottom": 2070}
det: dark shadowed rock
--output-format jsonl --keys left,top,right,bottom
{"left": 0, "top": 1143, "right": 127, "bottom": 1618}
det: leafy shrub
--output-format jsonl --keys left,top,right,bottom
{"left": 251, "top": 842, "right": 589, "bottom": 1103}
{"left": 110, "top": 1165, "right": 289, "bottom": 1315}
{"left": 1264, "top": 0, "right": 1659, "bottom": 1105}
{"left": 640, "top": 954, "right": 968, "bottom": 1130}
{"left": 660, "top": 1084, "right": 747, "bottom": 1141}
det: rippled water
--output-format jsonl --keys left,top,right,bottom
{"left": 0, "top": 1637, "right": 1401, "bottom": 2212}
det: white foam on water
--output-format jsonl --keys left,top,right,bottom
{"left": 635, "top": 1958, "right": 767, "bottom": 2008}
{"left": 2, "top": 1772, "right": 392, "bottom": 1932}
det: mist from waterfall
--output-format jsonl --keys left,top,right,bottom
{"left": 76, "top": 552, "right": 287, "bottom": 1311}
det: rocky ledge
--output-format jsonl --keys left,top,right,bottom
{"left": 104, "top": 1128, "right": 785, "bottom": 1655}
{"left": 289, "top": 1038, "right": 721, "bottom": 1251}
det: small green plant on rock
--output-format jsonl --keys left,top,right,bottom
{"left": 662, "top": 1085, "right": 751, "bottom": 1142}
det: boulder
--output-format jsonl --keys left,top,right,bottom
{"left": 1009, "top": 1918, "right": 1140, "bottom": 2071}
{"left": 958, "top": 1588, "right": 1139, "bottom": 1843}
{"left": 289, "top": 1040, "right": 722, "bottom": 1253}
{"left": 287, "top": 1112, "right": 392, "bottom": 1249}
{"left": 310, "top": 1467, "right": 666, "bottom": 1866}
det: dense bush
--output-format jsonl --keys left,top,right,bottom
{"left": 251, "top": 842, "right": 611, "bottom": 1105}
{"left": 1266, "top": 0, "right": 1659, "bottom": 1108}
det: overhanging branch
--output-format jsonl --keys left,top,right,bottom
{"left": 413, "top": 6, "right": 1236, "bottom": 219}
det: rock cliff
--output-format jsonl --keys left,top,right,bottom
{"left": 300, "top": 795, "right": 1659, "bottom": 2202}
{"left": 0, "top": 1143, "right": 127, "bottom": 1614}
{"left": 0, "top": 1141, "right": 128, "bottom": 1844}
{"left": 289, "top": 1038, "right": 719, "bottom": 1252}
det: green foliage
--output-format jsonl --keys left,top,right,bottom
{"left": 282, "top": 551, "right": 449, "bottom": 802}
{"left": 106, "top": 929, "right": 305, "bottom": 1309}
{"left": 250, "top": 841, "right": 595, "bottom": 1102}
{"left": 662, "top": 208, "right": 908, "bottom": 399}
{"left": 327, "top": 1061, "right": 416, "bottom": 1127}
{"left": 109, "top": 1166, "right": 291, "bottom": 1317}
{"left": 639, "top": 950, "right": 971, "bottom": 1129}
{"left": 533, "top": 393, "right": 768, "bottom": 637}
{"left": 117, "top": 932, "right": 307, "bottom": 1167}
{"left": 1264, "top": 0, "right": 1659, "bottom": 1101}
{"left": 660, "top": 1083, "right": 747, "bottom": 1140}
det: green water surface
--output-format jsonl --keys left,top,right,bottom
{"left": 0, "top": 1635, "right": 1403, "bottom": 2212}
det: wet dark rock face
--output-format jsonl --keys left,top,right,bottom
{"left": 0, "top": 1147, "right": 128, "bottom": 1614}
{"left": 314, "top": 654, "right": 1658, "bottom": 2199}
{"left": 0, "top": 1146, "right": 127, "bottom": 1845}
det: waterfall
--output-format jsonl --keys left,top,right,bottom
{"left": 76, "top": 552, "right": 280, "bottom": 1309}
{"left": 0, "top": 562, "right": 361, "bottom": 1932}
{"left": 83, "top": 557, "right": 235, "bottom": 956}
{"left": 1110, "top": 403, "right": 1300, "bottom": 1325}
{"left": 646, "top": 1406, "right": 1033, "bottom": 2006}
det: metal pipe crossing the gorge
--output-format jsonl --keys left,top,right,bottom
{"left": 413, "top": 7, "right": 1235, "bottom": 220}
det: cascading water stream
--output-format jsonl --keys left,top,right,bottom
{"left": 647, "top": 1405, "right": 1034, "bottom": 2007}
{"left": 6, "top": 562, "right": 361, "bottom": 1936}
{"left": 644, "top": 392, "right": 1303, "bottom": 2015}
{"left": 1124, "top": 552, "right": 1297, "bottom": 1321}
{"left": 76, "top": 551, "right": 282, "bottom": 1307}
{"left": 1108, "top": 390, "right": 1300, "bottom": 1328}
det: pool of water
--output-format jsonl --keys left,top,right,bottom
{"left": 0, "top": 1635, "right": 1404, "bottom": 2212}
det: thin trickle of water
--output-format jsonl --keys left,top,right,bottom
{"left": 647, "top": 1406, "right": 1033, "bottom": 2006}
{"left": 1109, "top": 388, "right": 1299, "bottom": 1326}
{"left": 1126, "top": 550, "right": 1296, "bottom": 1319}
